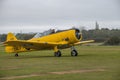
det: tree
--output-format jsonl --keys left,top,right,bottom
{"left": 0, "top": 34, "right": 7, "bottom": 42}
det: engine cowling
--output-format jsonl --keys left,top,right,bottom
{"left": 75, "top": 29, "right": 82, "bottom": 40}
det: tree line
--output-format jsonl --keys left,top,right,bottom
{"left": 82, "top": 28, "right": 120, "bottom": 45}
{"left": 0, "top": 28, "right": 120, "bottom": 45}
{"left": 82, "top": 28, "right": 120, "bottom": 41}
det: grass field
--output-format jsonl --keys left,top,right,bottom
{"left": 0, "top": 45, "right": 120, "bottom": 80}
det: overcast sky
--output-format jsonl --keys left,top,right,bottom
{"left": 0, "top": 0, "right": 120, "bottom": 33}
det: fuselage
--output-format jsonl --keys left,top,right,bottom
{"left": 28, "top": 29, "right": 82, "bottom": 49}
{"left": 30, "top": 29, "right": 81, "bottom": 43}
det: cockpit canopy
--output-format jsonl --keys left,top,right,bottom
{"left": 33, "top": 28, "right": 81, "bottom": 38}
{"left": 33, "top": 29, "right": 55, "bottom": 38}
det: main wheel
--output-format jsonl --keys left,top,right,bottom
{"left": 54, "top": 51, "right": 61, "bottom": 57}
{"left": 71, "top": 50, "right": 78, "bottom": 56}
{"left": 15, "top": 53, "right": 19, "bottom": 57}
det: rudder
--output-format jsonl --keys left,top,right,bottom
{"left": 7, "top": 32, "right": 17, "bottom": 41}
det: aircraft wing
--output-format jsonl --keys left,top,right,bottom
{"left": 73, "top": 40, "right": 94, "bottom": 45}
{"left": 4, "top": 40, "right": 68, "bottom": 45}
{"left": 4, "top": 40, "right": 68, "bottom": 49}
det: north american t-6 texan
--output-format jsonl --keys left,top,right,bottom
{"left": 4, "top": 28, "right": 94, "bottom": 57}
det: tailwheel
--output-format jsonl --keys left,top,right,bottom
{"left": 71, "top": 50, "right": 78, "bottom": 56}
{"left": 15, "top": 53, "right": 19, "bottom": 57}
{"left": 54, "top": 50, "right": 61, "bottom": 57}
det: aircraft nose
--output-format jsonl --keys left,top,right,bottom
{"left": 75, "top": 29, "right": 81, "bottom": 40}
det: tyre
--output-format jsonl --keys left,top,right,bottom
{"left": 71, "top": 50, "right": 78, "bottom": 56}
{"left": 15, "top": 53, "right": 19, "bottom": 57}
{"left": 54, "top": 51, "right": 61, "bottom": 57}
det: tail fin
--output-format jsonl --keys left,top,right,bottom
{"left": 5, "top": 33, "right": 17, "bottom": 53}
{"left": 7, "top": 32, "right": 17, "bottom": 41}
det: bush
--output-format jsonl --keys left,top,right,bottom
{"left": 104, "top": 36, "right": 120, "bottom": 45}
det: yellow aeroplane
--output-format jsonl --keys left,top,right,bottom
{"left": 4, "top": 28, "right": 94, "bottom": 57}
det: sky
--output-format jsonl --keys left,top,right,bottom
{"left": 0, "top": 0, "right": 120, "bottom": 33}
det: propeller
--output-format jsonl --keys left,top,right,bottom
{"left": 73, "top": 26, "right": 84, "bottom": 40}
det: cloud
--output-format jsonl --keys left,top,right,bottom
{"left": 0, "top": 0, "right": 120, "bottom": 33}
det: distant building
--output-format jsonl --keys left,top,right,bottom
{"left": 95, "top": 21, "right": 99, "bottom": 30}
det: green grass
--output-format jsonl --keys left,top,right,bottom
{"left": 0, "top": 45, "right": 120, "bottom": 80}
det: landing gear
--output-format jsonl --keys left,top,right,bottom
{"left": 54, "top": 50, "right": 61, "bottom": 57}
{"left": 71, "top": 50, "right": 78, "bottom": 56}
{"left": 71, "top": 46, "right": 78, "bottom": 56}
{"left": 54, "top": 46, "right": 61, "bottom": 57}
{"left": 53, "top": 46, "right": 78, "bottom": 57}
{"left": 15, "top": 53, "right": 19, "bottom": 57}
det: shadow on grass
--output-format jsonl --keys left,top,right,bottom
{"left": 6, "top": 53, "right": 98, "bottom": 59}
